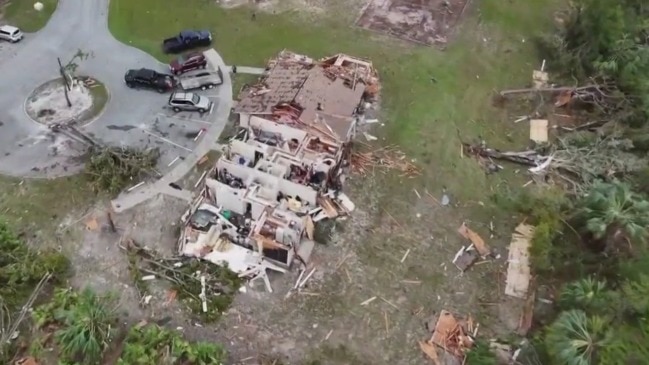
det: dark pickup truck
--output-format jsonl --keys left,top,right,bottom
{"left": 162, "top": 30, "right": 212, "bottom": 54}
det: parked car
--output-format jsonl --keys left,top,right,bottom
{"left": 179, "top": 68, "right": 223, "bottom": 91}
{"left": 162, "top": 30, "right": 212, "bottom": 54}
{"left": 124, "top": 68, "right": 175, "bottom": 93}
{"left": 168, "top": 92, "right": 213, "bottom": 113}
{"left": 169, "top": 52, "right": 207, "bottom": 75}
{"left": 0, "top": 25, "right": 23, "bottom": 43}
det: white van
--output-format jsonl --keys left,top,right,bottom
{"left": 0, "top": 25, "right": 24, "bottom": 43}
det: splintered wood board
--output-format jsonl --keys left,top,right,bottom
{"left": 505, "top": 224, "right": 534, "bottom": 298}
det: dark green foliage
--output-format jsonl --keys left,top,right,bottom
{"left": 575, "top": 180, "right": 649, "bottom": 253}
{"left": 117, "top": 324, "right": 225, "bottom": 364}
{"left": 545, "top": 309, "right": 613, "bottom": 365}
{"left": 539, "top": 0, "right": 649, "bottom": 122}
{"left": 540, "top": 275, "right": 649, "bottom": 364}
{"left": 175, "top": 259, "right": 243, "bottom": 323}
{"left": 559, "top": 278, "right": 615, "bottom": 315}
{"left": 464, "top": 339, "right": 498, "bottom": 365}
{"left": 33, "top": 287, "right": 118, "bottom": 365}
{"left": 0, "top": 220, "right": 69, "bottom": 309}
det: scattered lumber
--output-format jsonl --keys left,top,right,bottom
{"left": 351, "top": 144, "right": 420, "bottom": 177}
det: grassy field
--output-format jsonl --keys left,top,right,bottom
{"left": 0, "top": 175, "right": 96, "bottom": 242}
{"left": 109, "top": 0, "right": 559, "bottom": 202}
{"left": 105, "top": 0, "right": 563, "bottom": 363}
{"left": 2, "top": 0, "right": 58, "bottom": 32}
{"left": 87, "top": 78, "right": 110, "bottom": 123}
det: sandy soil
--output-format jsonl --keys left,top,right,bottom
{"left": 26, "top": 79, "right": 93, "bottom": 124}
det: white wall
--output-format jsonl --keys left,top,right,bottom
{"left": 278, "top": 179, "right": 317, "bottom": 205}
{"left": 239, "top": 113, "right": 251, "bottom": 128}
{"left": 230, "top": 140, "right": 260, "bottom": 161}
{"left": 205, "top": 179, "right": 247, "bottom": 214}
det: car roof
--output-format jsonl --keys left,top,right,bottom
{"left": 0, "top": 25, "right": 19, "bottom": 32}
{"left": 171, "top": 92, "right": 195, "bottom": 101}
{"left": 135, "top": 68, "right": 157, "bottom": 78}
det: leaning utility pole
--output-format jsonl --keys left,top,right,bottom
{"left": 57, "top": 57, "right": 72, "bottom": 107}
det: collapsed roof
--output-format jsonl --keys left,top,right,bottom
{"left": 234, "top": 50, "right": 380, "bottom": 141}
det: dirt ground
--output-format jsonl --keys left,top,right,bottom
{"left": 53, "top": 162, "right": 522, "bottom": 365}
{"left": 355, "top": 0, "right": 470, "bottom": 45}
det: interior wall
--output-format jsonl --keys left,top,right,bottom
{"left": 215, "top": 184, "right": 246, "bottom": 214}
{"left": 217, "top": 159, "right": 253, "bottom": 181}
{"left": 230, "top": 140, "right": 261, "bottom": 161}
{"left": 278, "top": 179, "right": 317, "bottom": 205}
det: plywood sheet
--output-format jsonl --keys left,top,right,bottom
{"left": 530, "top": 119, "right": 548, "bottom": 143}
{"left": 505, "top": 224, "right": 534, "bottom": 298}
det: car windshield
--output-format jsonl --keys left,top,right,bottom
{"left": 177, "top": 55, "right": 186, "bottom": 63}
{"left": 191, "top": 94, "right": 200, "bottom": 104}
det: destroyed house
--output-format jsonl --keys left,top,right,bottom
{"left": 176, "top": 51, "right": 374, "bottom": 290}
{"left": 234, "top": 50, "right": 379, "bottom": 143}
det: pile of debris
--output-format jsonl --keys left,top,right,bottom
{"left": 420, "top": 310, "right": 479, "bottom": 363}
{"left": 121, "top": 237, "right": 243, "bottom": 322}
{"left": 351, "top": 145, "right": 420, "bottom": 177}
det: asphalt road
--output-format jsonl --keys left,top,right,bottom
{"left": 0, "top": 0, "right": 231, "bottom": 179}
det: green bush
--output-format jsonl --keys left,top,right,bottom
{"left": 118, "top": 324, "right": 226, "bottom": 365}
{"left": 33, "top": 287, "right": 118, "bottom": 365}
{"left": 0, "top": 221, "right": 69, "bottom": 309}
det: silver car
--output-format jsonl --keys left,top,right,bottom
{"left": 179, "top": 68, "right": 223, "bottom": 91}
{"left": 168, "top": 92, "right": 213, "bottom": 113}
{"left": 0, "top": 25, "right": 23, "bottom": 43}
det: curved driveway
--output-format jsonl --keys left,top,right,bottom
{"left": 0, "top": 0, "right": 232, "bottom": 179}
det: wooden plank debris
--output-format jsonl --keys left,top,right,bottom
{"left": 419, "top": 340, "right": 442, "bottom": 365}
{"left": 457, "top": 223, "right": 491, "bottom": 256}
{"left": 350, "top": 144, "right": 420, "bottom": 177}
{"left": 505, "top": 223, "right": 534, "bottom": 298}
{"left": 430, "top": 310, "right": 460, "bottom": 348}
{"left": 425, "top": 310, "right": 476, "bottom": 359}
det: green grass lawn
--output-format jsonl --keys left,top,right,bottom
{"left": 109, "top": 0, "right": 560, "bottom": 202}
{"left": 87, "top": 78, "right": 110, "bottom": 122}
{"left": 107, "top": 1, "right": 564, "bottom": 363}
{"left": 2, "top": 0, "right": 58, "bottom": 32}
{"left": 0, "top": 175, "right": 96, "bottom": 242}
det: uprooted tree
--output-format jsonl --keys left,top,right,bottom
{"left": 84, "top": 145, "right": 160, "bottom": 194}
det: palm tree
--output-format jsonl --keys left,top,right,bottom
{"left": 576, "top": 181, "right": 649, "bottom": 253}
{"left": 560, "top": 278, "right": 612, "bottom": 313}
{"left": 56, "top": 288, "right": 118, "bottom": 364}
{"left": 545, "top": 310, "right": 612, "bottom": 365}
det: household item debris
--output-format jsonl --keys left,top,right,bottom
{"left": 505, "top": 223, "right": 534, "bottom": 298}
{"left": 452, "top": 245, "right": 479, "bottom": 272}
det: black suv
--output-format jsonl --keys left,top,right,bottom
{"left": 124, "top": 68, "right": 176, "bottom": 93}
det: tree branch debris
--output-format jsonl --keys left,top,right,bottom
{"left": 120, "top": 238, "right": 242, "bottom": 323}
{"left": 85, "top": 146, "right": 160, "bottom": 194}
